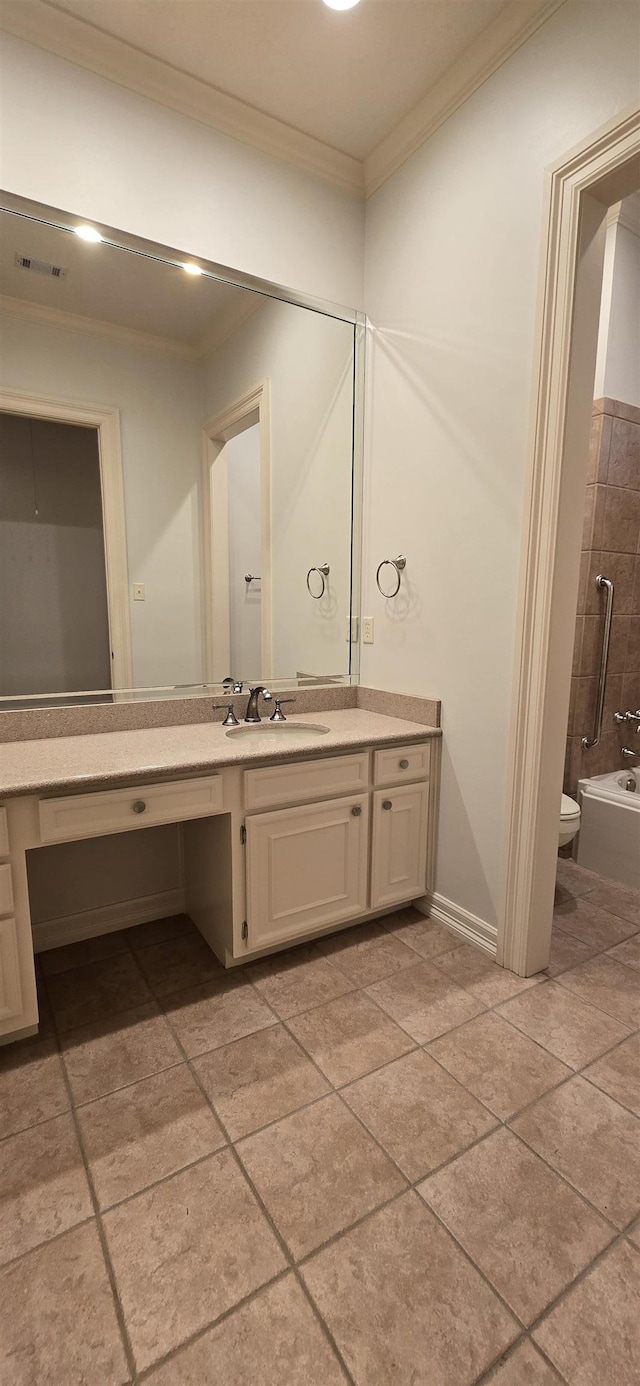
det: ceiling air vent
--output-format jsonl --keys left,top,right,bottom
{"left": 15, "top": 253, "right": 67, "bottom": 279}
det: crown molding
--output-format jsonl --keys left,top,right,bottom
{"left": 1, "top": 0, "right": 566, "bottom": 204}
{"left": 0, "top": 0, "right": 365, "bottom": 198}
{"left": 0, "top": 293, "right": 199, "bottom": 359}
{"left": 363, "top": 0, "right": 567, "bottom": 197}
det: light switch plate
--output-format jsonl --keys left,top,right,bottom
{"left": 133, "top": 582, "right": 145, "bottom": 601}
{"left": 362, "top": 617, "right": 374, "bottom": 644}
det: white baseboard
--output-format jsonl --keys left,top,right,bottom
{"left": 32, "top": 888, "right": 186, "bottom": 953}
{"left": 415, "top": 892, "right": 498, "bottom": 958}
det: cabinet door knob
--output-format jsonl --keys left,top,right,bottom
{"left": 382, "top": 799, "right": 393, "bottom": 810}
{"left": 351, "top": 805, "right": 362, "bottom": 817}
{"left": 399, "top": 758, "right": 409, "bottom": 769}
{"left": 132, "top": 800, "right": 147, "bottom": 814}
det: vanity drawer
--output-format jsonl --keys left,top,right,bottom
{"left": 373, "top": 743, "right": 430, "bottom": 787}
{"left": 244, "top": 752, "right": 370, "bottom": 812}
{"left": 0, "top": 808, "right": 8, "bottom": 857}
{"left": 0, "top": 864, "right": 13, "bottom": 917}
{"left": 39, "top": 774, "right": 224, "bottom": 844}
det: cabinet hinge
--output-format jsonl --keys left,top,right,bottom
{"left": 241, "top": 921, "right": 248, "bottom": 941}
{"left": 240, "top": 825, "right": 247, "bottom": 845}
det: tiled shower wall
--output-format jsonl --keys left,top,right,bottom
{"left": 564, "top": 397, "right": 640, "bottom": 795}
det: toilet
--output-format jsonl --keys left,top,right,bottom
{"left": 559, "top": 794, "right": 581, "bottom": 848}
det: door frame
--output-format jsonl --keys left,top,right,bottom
{"left": 499, "top": 105, "right": 640, "bottom": 976}
{"left": 0, "top": 386, "right": 133, "bottom": 691}
{"left": 202, "top": 380, "right": 272, "bottom": 682}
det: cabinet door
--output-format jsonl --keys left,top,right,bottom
{"left": 246, "top": 794, "right": 369, "bottom": 949}
{"left": 371, "top": 783, "right": 429, "bottom": 910}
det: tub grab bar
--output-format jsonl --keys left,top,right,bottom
{"left": 581, "top": 574, "right": 614, "bottom": 750}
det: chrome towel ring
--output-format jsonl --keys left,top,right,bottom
{"left": 306, "top": 562, "right": 330, "bottom": 599}
{"left": 376, "top": 554, "right": 406, "bottom": 598}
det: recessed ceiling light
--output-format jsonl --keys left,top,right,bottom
{"left": 323, "top": 0, "right": 361, "bottom": 9}
{"left": 74, "top": 225, "right": 103, "bottom": 243}
{"left": 183, "top": 263, "right": 203, "bottom": 276}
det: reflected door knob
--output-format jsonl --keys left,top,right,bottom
{"left": 132, "top": 800, "right": 147, "bottom": 814}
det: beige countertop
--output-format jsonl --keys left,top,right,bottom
{"left": 0, "top": 709, "right": 441, "bottom": 798}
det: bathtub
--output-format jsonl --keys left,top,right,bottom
{"left": 576, "top": 766, "right": 640, "bottom": 891}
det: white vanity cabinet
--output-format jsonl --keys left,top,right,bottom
{"left": 0, "top": 735, "right": 436, "bottom": 1044}
{"left": 241, "top": 742, "right": 431, "bottom": 953}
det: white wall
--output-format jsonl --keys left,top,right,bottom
{"left": 594, "top": 217, "right": 640, "bottom": 408}
{"left": 362, "top": 0, "right": 640, "bottom": 929}
{"left": 0, "top": 33, "right": 364, "bottom": 310}
{"left": 202, "top": 298, "right": 355, "bottom": 680}
{"left": 0, "top": 312, "right": 204, "bottom": 689}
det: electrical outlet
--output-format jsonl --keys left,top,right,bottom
{"left": 362, "top": 617, "right": 374, "bottom": 644}
{"left": 133, "top": 582, "right": 145, "bottom": 601}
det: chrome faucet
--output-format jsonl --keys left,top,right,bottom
{"left": 244, "top": 685, "right": 272, "bottom": 723}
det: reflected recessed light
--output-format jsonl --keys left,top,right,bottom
{"left": 183, "top": 263, "right": 203, "bottom": 276}
{"left": 323, "top": 0, "right": 361, "bottom": 9}
{"left": 74, "top": 225, "right": 103, "bottom": 243}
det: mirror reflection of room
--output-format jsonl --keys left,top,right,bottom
{"left": 0, "top": 210, "right": 357, "bottom": 703}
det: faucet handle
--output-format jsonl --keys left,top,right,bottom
{"left": 270, "top": 698, "right": 296, "bottom": 722}
{"left": 213, "top": 702, "right": 239, "bottom": 727}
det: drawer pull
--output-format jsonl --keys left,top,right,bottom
{"left": 351, "top": 805, "right": 362, "bottom": 817}
{"left": 399, "top": 759, "right": 409, "bottom": 769}
{"left": 382, "top": 799, "right": 393, "bottom": 810}
{"left": 132, "top": 800, "right": 147, "bottom": 815}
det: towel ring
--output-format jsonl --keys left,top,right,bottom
{"left": 306, "top": 562, "right": 330, "bottom": 599}
{"left": 376, "top": 554, "right": 406, "bottom": 598}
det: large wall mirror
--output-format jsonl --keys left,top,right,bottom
{"left": 0, "top": 195, "right": 363, "bottom": 707}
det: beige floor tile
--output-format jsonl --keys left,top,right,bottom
{"left": 553, "top": 897, "right": 636, "bottom": 950}
{"left": 287, "top": 991, "right": 414, "bottom": 1085}
{"left": 555, "top": 859, "right": 602, "bottom": 900}
{"left": 316, "top": 920, "right": 419, "bottom": 985}
{"left": 78, "top": 1064, "right": 226, "bottom": 1209}
{"left": 427, "top": 1012, "right": 571, "bottom": 1120}
{"left": 533, "top": 1239, "right": 640, "bottom": 1386}
{"left": 556, "top": 954, "right": 640, "bottom": 1027}
{"left": 193, "top": 1025, "right": 330, "bottom": 1140}
{"left": 431, "top": 943, "right": 543, "bottom": 1006}
{"left": 510, "top": 1075, "right": 640, "bottom": 1230}
{"left": 584, "top": 1033, "right": 640, "bottom": 1116}
{"left": 0, "top": 1113, "right": 92, "bottom": 1266}
{"left": 365, "top": 961, "right": 485, "bottom": 1044}
{"left": 381, "top": 909, "right": 459, "bottom": 961}
{"left": 103, "top": 1149, "right": 285, "bottom": 1372}
{"left": 40, "top": 930, "right": 130, "bottom": 976}
{"left": 61, "top": 1001, "right": 182, "bottom": 1105}
{"left": 545, "top": 927, "right": 599, "bottom": 978}
{"left": 163, "top": 974, "right": 276, "bottom": 1058}
{"left": 607, "top": 933, "right": 640, "bottom": 970}
{"left": 237, "top": 1093, "right": 405, "bottom": 1259}
{"left": 583, "top": 879, "right": 640, "bottom": 928}
{"left": 125, "top": 913, "right": 196, "bottom": 951}
{"left": 342, "top": 1050, "right": 496, "bottom": 1181}
{"left": 135, "top": 931, "right": 223, "bottom": 997}
{"left": 627, "top": 1214, "right": 640, "bottom": 1249}
{"left": 0, "top": 1222, "right": 129, "bottom": 1386}
{"left": 248, "top": 945, "right": 354, "bottom": 1019}
{"left": 302, "top": 1192, "right": 519, "bottom": 1385}
{"left": 419, "top": 1127, "right": 613, "bottom": 1324}
{"left": 0, "top": 1034, "right": 69, "bottom": 1139}
{"left": 484, "top": 1339, "right": 563, "bottom": 1383}
{"left": 46, "top": 952, "right": 153, "bottom": 1033}
{"left": 496, "top": 980, "right": 630, "bottom": 1069}
{"left": 145, "top": 1274, "right": 348, "bottom": 1384}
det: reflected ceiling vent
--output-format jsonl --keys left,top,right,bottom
{"left": 15, "top": 252, "right": 67, "bottom": 278}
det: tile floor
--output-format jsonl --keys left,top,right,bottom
{"left": 1, "top": 869, "right": 639, "bottom": 1384}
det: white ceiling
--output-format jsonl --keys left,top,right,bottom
{"left": 33, "top": 0, "right": 512, "bottom": 159}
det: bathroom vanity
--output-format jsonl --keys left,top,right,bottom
{"left": 0, "top": 708, "right": 441, "bottom": 1043}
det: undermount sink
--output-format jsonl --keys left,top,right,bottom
{"left": 225, "top": 722, "right": 330, "bottom": 741}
